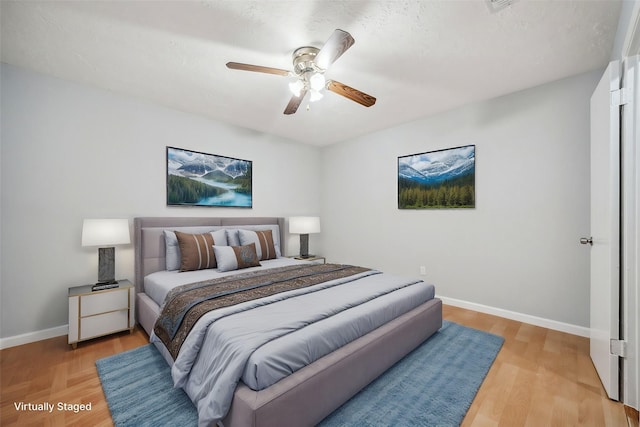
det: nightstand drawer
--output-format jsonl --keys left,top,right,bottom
{"left": 69, "top": 280, "right": 135, "bottom": 348}
{"left": 80, "top": 309, "right": 129, "bottom": 340}
{"left": 80, "top": 289, "right": 128, "bottom": 316}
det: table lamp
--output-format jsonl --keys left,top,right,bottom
{"left": 289, "top": 216, "right": 320, "bottom": 258}
{"left": 82, "top": 219, "right": 130, "bottom": 286}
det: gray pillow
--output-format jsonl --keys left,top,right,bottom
{"left": 225, "top": 229, "right": 240, "bottom": 246}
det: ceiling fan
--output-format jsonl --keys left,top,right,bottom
{"left": 226, "top": 29, "right": 376, "bottom": 115}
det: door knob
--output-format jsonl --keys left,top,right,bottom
{"left": 580, "top": 237, "right": 593, "bottom": 246}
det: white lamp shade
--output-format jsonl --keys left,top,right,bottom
{"left": 82, "top": 219, "right": 130, "bottom": 247}
{"left": 289, "top": 216, "right": 321, "bottom": 234}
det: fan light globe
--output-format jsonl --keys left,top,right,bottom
{"left": 289, "top": 80, "right": 304, "bottom": 97}
{"left": 309, "top": 73, "right": 325, "bottom": 91}
{"left": 310, "top": 90, "right": 323, "bottom": 102}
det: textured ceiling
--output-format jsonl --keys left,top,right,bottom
{"left": 0, "top": 0, "right": 622, "bottom": 145}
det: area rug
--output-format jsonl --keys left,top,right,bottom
{"left": 319, "top": 321, "right": 504, "bottom": 426}
{"left": 96, "top": 344, "right": 198, "bottom": 426}
{"left": 97, "top": 321, "right": 503, "bottom": 427}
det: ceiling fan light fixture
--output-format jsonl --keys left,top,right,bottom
{"left": 309, "top": 72, "right": 326, "bottom": 91}
{"left": 227, "top": 29, "right": 376, "bottom": 114}
{"left": 309, "top": 89, "right": 323, "bottom": 102}
{"left": 289, "top": 80, "right": 304, "bottom": 97}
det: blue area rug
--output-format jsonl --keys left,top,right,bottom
{"left": 319, "top": 321, "right": 504, "bottom": 426}
{"left": 96, "top": 344, "right": 198, "bottom": 426}
{"left": 97, "top": 321, "right": 502, "bottom": 427}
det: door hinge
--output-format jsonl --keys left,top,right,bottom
{"left": 610, "top": 339, "right": 627, "bottom": 357}
{"left": 611, "top": 88, "right": 632, "bottom": 106}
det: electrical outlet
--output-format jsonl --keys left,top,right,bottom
{"left": 419, "top": 266, "right": 426, "bottom": 275}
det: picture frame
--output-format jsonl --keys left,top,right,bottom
{"left": 166, "top": 146, "right": 252, "bottom": 208}
{"left": 398, "top": 145, "right": 475, "bottom": 209}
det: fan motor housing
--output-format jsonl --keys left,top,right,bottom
{"left": 292, "top": 46, "right": 321, "bottom": 75}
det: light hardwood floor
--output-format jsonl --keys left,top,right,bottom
{"left": 0, "top": 305, "right": 633, "bottom": 426}
{"left": 444, "top": 305, "right": 631, "bottom": 427}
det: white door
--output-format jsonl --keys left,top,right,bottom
{"left": 588, "top": 60, "right": 621, "bottom": 401}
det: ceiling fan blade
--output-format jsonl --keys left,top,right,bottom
{"left": 314, "top": 29, "right": 355, "bottom": 70}
{"left": 284, "top": 89, "right": 308, "bottom": 115}
{"left": 226, "top": 62, "right": 291, "bottom": 76}
{"left": 326, "top": 80, "right": 376, "bottom": 107}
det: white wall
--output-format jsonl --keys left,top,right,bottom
{"left": 0, "top": 63, "right": 321, "bottom": 340}
{"left": 320, "top": 70, "right": 601, "bottom": 329}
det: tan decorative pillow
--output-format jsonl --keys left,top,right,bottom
{"left": 238, "top": 229, "right": 277, "bottom": 260}
{"left": 175, "top": 231, "right": 218, "bottom": 271}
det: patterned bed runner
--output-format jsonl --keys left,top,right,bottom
{"left": 154, "top": 263, "right": 371, "bottom": 359}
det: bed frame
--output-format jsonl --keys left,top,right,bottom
{"left": 134, "top": 216, "right": 442, "bottom": 427}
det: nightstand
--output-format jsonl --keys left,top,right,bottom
{"left": 68, "top": 279, "right": 135, "bottom": 349}
{"left": 289, "top": 256, "right": 326, "bottom": 264}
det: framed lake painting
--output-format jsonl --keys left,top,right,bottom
{"left": 398, "top": 145, "right": 475, "bottom": 209}
{"left": 166, "top": 146, "right": 252, "bottom": 207}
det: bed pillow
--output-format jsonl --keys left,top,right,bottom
{"left": 213, "top": 243, "right": 261, "bottom": 272}
{"left": 174, "top": 230, "right": 227, "bottom": 272}
{"left": 238, "top": 229, "right": 277, "bottom": 260}
{"left": 165, "top": 229, "right": 227, "bottom": 271}
{"left": 220, "top": 225, "right": 282, "bottom": 257}
{"left": 225, "top": 229, "right": 240, "bottom": 246}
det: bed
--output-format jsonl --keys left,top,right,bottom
{"left": 134, "top": 216, "right": 442, "bottom": 427}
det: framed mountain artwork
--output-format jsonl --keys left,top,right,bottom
{"left": 166, "top": 146, "right": 252, "bottom": 207}
{"left": 398, "top": 145, "right": 475, "bottom": 209}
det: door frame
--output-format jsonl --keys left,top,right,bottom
{"left": 621, "top": 54, "right": 639, "bottom": 413}
{"left": 620, "top": 0, "right": 640, "bottom": 412}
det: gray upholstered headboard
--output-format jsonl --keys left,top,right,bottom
{"left": 133, "top": 217, "right": 286, "bottom": 294}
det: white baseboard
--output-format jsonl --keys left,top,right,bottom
{"left": 0, "top": 325, "right": 68, "bottom": 350}
{"left": 439, "top": 295, "right": 590, "bottom": 337}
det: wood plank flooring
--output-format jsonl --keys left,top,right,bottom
{"left": 0, "top": 305, "right": 631, "bottom": 426}
{"left": 444, "top": 305, "right": 630, "bottom": 427}
{"left": 1, "top": 329, "right": 147, "bottom": 426}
